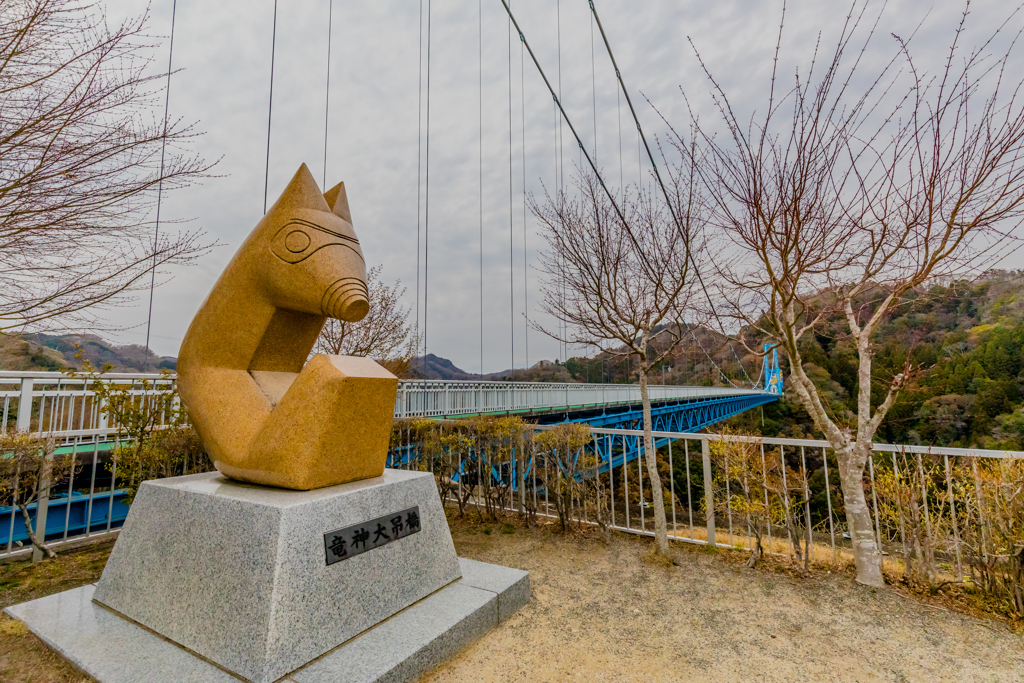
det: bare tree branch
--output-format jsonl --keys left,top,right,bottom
{"left": 532, "top": 168, "right": 708, "bottom": 556}
{"left": 679, "top": 0, "right": 1024, "bottom": 587}
{"left": 0, "top": 0, "right": 215, "bottom": 332}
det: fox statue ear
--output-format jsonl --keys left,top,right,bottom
{"left": 270, "top": 164, "right": 331, "bottom": 214}
{"left": 323, "top": 182, "right": 353, "bottom": 224}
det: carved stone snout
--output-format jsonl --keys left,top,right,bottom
{"left": 321, "top": 277, "right": 369, "bottom": 321}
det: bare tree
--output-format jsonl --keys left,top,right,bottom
{"left": 532, "top": 174, "right": 706, "bottom": 556}
{"left": 681, "top": 1, "right": 1024, "bottom": 586}
{"left": 315, "top": 264, "right": 420, "bottom": 377}
{"left": 0, "top": 432, "right": 73, "bottom": 559}
{"left": 0, "top": 0, "right": 213, "bottom": 332}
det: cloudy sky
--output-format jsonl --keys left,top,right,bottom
{"left": 98, "top": 0, "right": 1020, "bottom": 373}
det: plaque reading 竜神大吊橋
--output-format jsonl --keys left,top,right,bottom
{"left": 323, "top": 506, "right": 421, "bottom": 566}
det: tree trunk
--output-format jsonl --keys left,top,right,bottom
{"left": 638, "top": 368, "right": 669, "bottom": 555}
{"left": 746, "top": 529, "right": 763, "bottom": 568}
{"left": 787, "top": 348, "right": 885, "bottom": 587}
{"left": 837, "top": 445, "right": 884, "bottom": 587}
{"left": 19, "top": 503, "right": 55, "bottom": 559}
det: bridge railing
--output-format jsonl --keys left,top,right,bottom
{"left": 388, "top": 424, "right": 1024, "bottom": 590}
{"left": 0, "top": 371, "right": 178, "bottom": 441}
{"left": 1, "top": 371, "right": 768, "bottom": 441}
{"left": 394, "top": 380, "right": 764, "bottom": 419}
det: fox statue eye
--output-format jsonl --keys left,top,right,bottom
{"left": 283, "top": 229, "right": 311, "bottom": 254}
{"left": 271, "top": 218, "right": 362, "bottom": 264}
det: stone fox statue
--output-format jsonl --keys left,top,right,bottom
{"left": 177, "top": 164, "right": 398, "bottom": 490}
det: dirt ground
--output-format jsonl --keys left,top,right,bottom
{"left": 3, "top": 519, "right": 1024, "bottom": 683}
{"left": 427, "top": 516, "right": 1024, "bottom": 683}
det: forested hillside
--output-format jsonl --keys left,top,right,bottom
{"left": 569, "top": 271, "right": 1024, "bottom": 449}
{"left": 0, "top": 333, "right": 174, "bottom": 372}
{"left": 770, "top": 270, "right": 1024, "bottom": 449}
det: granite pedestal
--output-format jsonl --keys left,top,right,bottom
{"left": 5, "top": 558, "right": 529, "bottom": 683}
{"left": 4, "top": 469, "right": 528, "bottom": 683}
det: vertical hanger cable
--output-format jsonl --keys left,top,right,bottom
{"left": 322, "top": 0, "right": 333, "bottom": 188}
{"left": 144, "top": 0, "right": 178, "bottom": 363}
{"left": 507, "top": 2, "right": 515, "bottom": 375}
{"left": 263, "top": 0, "right": 278, "bottom": 214}
{"left": 479, "top": 0, "right": 484, "bottom": 376}
{"left": 521, "top": 22, "right": 529, "bottom": 371}
{"left": 556, "top": 0, "right": 564, "bottom": 364}
{"left": 424, "top": 0, "right": 432, "bottom": 373}
{"left": 590, "top": 10, "right": 597, "bottom": 164}
{"left": 416, "top": 0, "right": 423, "bottom": 373}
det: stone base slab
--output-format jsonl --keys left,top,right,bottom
{"left": 5, "top": 558, "right": 529, "bottom": 683}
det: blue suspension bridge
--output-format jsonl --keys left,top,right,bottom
{"left": 4, "top": 357, "right": 782, "bottom": 553}
{"left": 386, "top": 351, "right": 783, "bottom": 478}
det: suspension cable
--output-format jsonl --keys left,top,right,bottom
{"left": 588, "top": 0, "right": 755, "bottom": 387}
{"left": 322, "top": 0, "right": 333, "bottom": 188}
{"left": 416, "top": 0, "right": 423, "bottom": 373}
{"left": 497, "top": 0, "right": 659, "bottom": 317}
{"left": 684, "top": 323, "right": 739, "bottom": 389}
{"left": 263, "top": 0, "right": 278, "bottom": 214}
{"left": 508, "top": 1, "right": 515, "bottom": 374}
{"left": 479, "top": 0, "right": 484, "bottom": 376}
{"left": 424, "top": 0, "right": 432, "bottom": 373}
{"left": 521, "top": 23, "right": 529, "bottom": 371}
{"left": 144, "top": 0, "right": 178, "bottom": 362}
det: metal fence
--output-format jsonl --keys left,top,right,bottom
{"left": 7, "top": 408, "right": 1022, "bottom": 580}
{"left": 0, "top": 371, "right": 178, "bottom": 442}
{"left": 387, "top": 423, "right": 1024, "bottom": 584}
{"left": 1, "top": 372, "right": 172, "bottom": 561}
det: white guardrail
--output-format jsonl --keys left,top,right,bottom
{"left": 0, "top": 371, "right": 769, "bottom": 439}
{"left": 392, "top": 425, "right": 1024, "bottom": 578}
{"left": 393, "top": 380, "right": 766, "bottom": 419}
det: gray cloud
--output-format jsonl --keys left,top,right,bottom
{"left": 100, "top": 0, "right": 1023, "bottom": 372}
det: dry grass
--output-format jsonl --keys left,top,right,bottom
{"left": 3, "top": 519, "right": 1024, "bottom": 682}
{"left": 0, "top": 540, "right": 112, "bottom": 683}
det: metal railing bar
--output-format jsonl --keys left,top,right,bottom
{"left": 586, "top": 427, "right": 1024, "bottom": 459}
{"left": 868, "top": 454, "right": 884, "bottom": 572}
{"left": 61, "top": 439, "right": 78, "bottom": 541}
{"left": 669, "top": 438, "right": 676, "bottom": 539}
{"left": 823, "top": 447, "right": 836, "bottom": 564}
{"left": 685, "top": 439, "right": 694, "bottom": 540}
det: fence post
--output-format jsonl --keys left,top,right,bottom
{"left": 516, "top": 432, "right": 524, "bottom": 515}
{"left": 702, "top": 437, "right": 715, "bottom": 546}
{"left": 18, "top": 378, "right": 51, "bottom": 562}
{"left": 17, "top": 377, "right": 34, "bottom": 431}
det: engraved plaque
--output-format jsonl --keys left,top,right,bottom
{"left": 323, "top": 506, "right": 421, "bottom": 566}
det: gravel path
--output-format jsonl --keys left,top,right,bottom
{"left": 425, "top": 517, "right": 1024, "bottom": 683}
